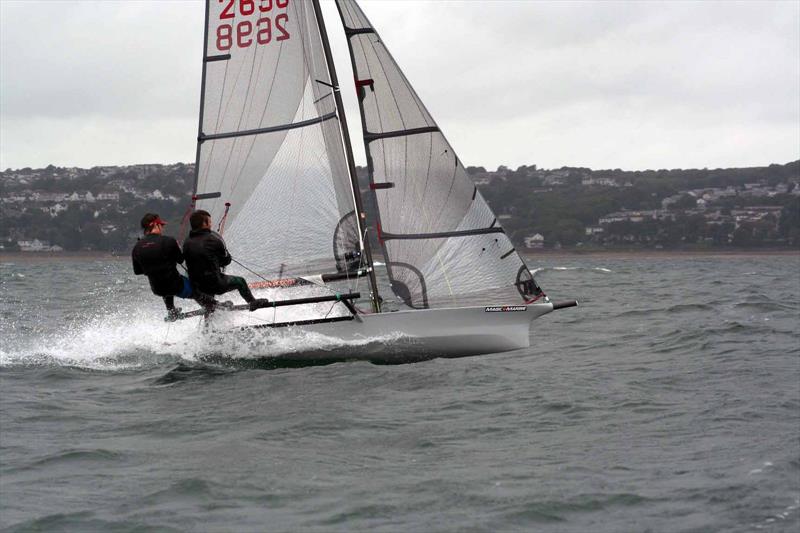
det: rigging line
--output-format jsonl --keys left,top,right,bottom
{"left": 346, "top": 225, "right": 368, "bottom": 297}
{"left": 229, "top": 256, "right": 337, "bottom": 297}
{"left": 230, "top": 257, "right": 271, "bottom": 283}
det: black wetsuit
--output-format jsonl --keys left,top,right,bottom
{"left": 183, "top": 228, "right": 255, "bottom": 303}
{"left": 131, "top": 234, "right": 185, "bottom": 308}
{"left": 132, "top": 234, "right": 215, "bottom": 311}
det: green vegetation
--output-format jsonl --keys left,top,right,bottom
{"left": 1, "top": 160, "right": 797, "bottom": 253}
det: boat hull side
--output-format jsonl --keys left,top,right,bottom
{"left": 260, "top": 303, "right": 554, "bottom": 363}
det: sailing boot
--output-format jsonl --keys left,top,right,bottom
{"left": 249, "top": 298, "right": 270, "bottom": 311}
{"left": 165, "top": 308, "right": 183, "bottom": 322}
{"left": 232, "top": 276, "right": 269, "bottom": 311}
{"left": 193, "top": 289, "right": 220, "bottom": 312}
{"left": 163, "top": 296, "right": 182, "bottom": 322}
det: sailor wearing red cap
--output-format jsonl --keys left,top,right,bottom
{"left": 131, "top": 213, "right": 216, "bottom": 320}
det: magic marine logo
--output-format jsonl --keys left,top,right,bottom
{"left": 485, "top": 306, "right": 527, "bottom": 312}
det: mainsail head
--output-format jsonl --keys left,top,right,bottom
{"left": 336, "top": 0, "right": 543, "bottom": 309}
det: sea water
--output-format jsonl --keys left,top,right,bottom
{"left": 0, "top": 254, "right": 798, "bottom": 532}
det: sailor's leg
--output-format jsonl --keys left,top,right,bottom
{"left": 162, "top": 295, "right": 183, "bottom": 322}
{"left": 218, "top": 275, "right": 267, "bottom": 311}
{"left": 223, "top": 275, "right": 255, "bottom": 303}
{"left": 179, "top": 275, "right": 218, "bottom": 309}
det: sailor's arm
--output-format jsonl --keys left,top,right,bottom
{"left": 168, "top": 237, "right": 184, "bottom": 264}
{"left": 212, "top": 232, "right": 232, "bottom": 267}
{"left": 131, "top": 248, "right": 143, "bottom": 275}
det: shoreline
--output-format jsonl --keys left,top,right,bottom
{"left": 522, "top": 248, "right": 800, "bottom": 259}
{"left": 1, "top": 249, "right": 798, "bottom": 262}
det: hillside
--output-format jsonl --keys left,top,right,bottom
{"left": 1, "top": 161, "right": 798, "bottom": 252}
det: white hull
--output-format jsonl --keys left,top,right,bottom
{"left": 223, "top": 303, "right": 555, "bottom": 364}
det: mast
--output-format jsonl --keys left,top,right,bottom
{"left": 191, "top": 0, "right": 211, "bottom": 199}
{"left": 311, "top": 0, "right": 382, "bottom": 313}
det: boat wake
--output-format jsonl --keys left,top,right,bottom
{"left": 0, "top": 304, "right": 407, "bottom": 371}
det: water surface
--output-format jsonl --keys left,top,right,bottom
{"left": 1, "top": 254, "right": 798, "bottom": 532}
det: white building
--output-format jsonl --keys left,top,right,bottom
{"left": 524, "top": 234, "right": 545, "bottom": 249}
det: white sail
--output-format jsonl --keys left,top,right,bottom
{"left": 167, "top": 0, "right": 574, "bottom": 361}
{"left": 193, "top": 0, "right": 358, "bottom": 278}
{"left": 335, "top": 0, "right": 543, "bottom": 309}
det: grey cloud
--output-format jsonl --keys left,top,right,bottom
{"left": 0, "top": 0, "right": 797, "bottom": 170}
{"left": 1, "top": 1, "right": 202, "bottom": 120}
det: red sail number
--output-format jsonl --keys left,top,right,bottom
{"left": 216, "top": 0, "right": 290, "bottom": 51}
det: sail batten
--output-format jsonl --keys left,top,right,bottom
{"left": 381, "top": 228, "right": 505, "bottom": 241}
{"left": 200, "top": 113, "right": 337, "bottom": 142}
{"left": 364, "top": 126, "right": 440, "bottom": 143}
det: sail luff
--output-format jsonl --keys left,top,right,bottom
{"left": 333, "top": 0, "right": 395, "bottom": 303}
{"left": 311, "top": 0, "right": 381, "bottom": 313}
{"left": 191, "top": 0, "right": 212, "bottom": 201}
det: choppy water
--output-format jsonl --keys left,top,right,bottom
{"left": 1, "top": 254, "right": 798, "bottom": 532}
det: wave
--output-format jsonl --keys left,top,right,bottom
{"left": 0, "top": 299, "right": 409, "bottom": 371}
{"left": 531, "top": 266, "right": 613, "bottom": 275}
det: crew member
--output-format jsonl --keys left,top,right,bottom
{"left": 183, "top": 210, "right": 268, "bottom": 311}
{"left": 131, "top": 213, "right": 217, "bottom": 320}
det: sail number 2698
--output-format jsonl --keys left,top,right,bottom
{"left": 215, "top": 0, "right": 290, "bottom": 52}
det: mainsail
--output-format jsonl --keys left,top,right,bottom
{"left": 192, "top": 0, "right": 361, "bottom": 281}
{"left": 335, "top": 0, "right": 542, "bottom": 309}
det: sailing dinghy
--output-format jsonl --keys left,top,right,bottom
{"left": 177, "top": 0, "right": 576, "bottom": 362}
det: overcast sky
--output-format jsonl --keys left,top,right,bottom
{"left": 1, "top": 0, "right": 798, "bottom": 171}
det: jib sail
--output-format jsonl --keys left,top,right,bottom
{"left": 335, "top": 0, "right": 542, "bottom": 309}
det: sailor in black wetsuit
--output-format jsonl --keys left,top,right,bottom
{"left": 183, "top": 210, "right": 268, "bottom": 311}
{"left": 131, "top": 213, "right": 217, "bottom": 320}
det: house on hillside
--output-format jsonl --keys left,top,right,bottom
{"left": 524, "top": 234, "right": 545, "bottom": 249}
{"left": 581, "top": 177, "right": 619, "bottom": 187}
{"left": 17, "top": 239, "right": 61, "bottom": 252}
{"left": 585, "top": 226, "right": 604, "bottom": 236}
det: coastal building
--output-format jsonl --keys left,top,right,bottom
{"left": 524, "top": 234, "right": 545, "bottom": 249}
{"left": 17, "top": 239, "right": 62, "bottom": 252}
{"left": 585, "top": 226, "right": 604, "bottom": 236}
{"left": 581, "top": 177, "right": 619, "bottom": 187}
{"left": 598, "top": 210, "right": 676, "bottom": 225}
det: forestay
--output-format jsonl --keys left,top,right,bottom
{"left": 335, "top": 0, "right": 542, "bottom": 309}
{"left": 193, "top": 0, "right": 360, "bottom": 280}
